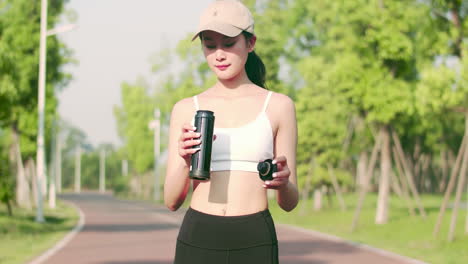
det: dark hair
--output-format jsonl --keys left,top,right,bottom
{"left": 243, "top": 32, "right": 267, "bottom": 89}
{"left": 199, "top": 31, "right": 267, "bottom": 89}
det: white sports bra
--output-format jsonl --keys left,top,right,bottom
{"left": 192, "top": 91, "right": 274, "bottom": 172}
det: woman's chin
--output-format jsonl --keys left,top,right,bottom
{"left": 215, "top": 71, "right": 240, "bottom": 81}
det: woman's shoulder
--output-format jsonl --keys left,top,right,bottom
{"left": 269, "top": 91, "right": 295, "bottom": 110}
{"left": 173, "top": 96, "right": 195, "bottom": 109}
{"left": 171, "top": 96, "right": 197, "bottom": 119}
{"left": 267, "top": 91, "right": 296, "bottom": 132}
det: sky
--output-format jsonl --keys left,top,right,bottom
{"left": 58, "top": 0, "right": 213, "bottom": 147}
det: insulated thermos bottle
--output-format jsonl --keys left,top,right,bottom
{"left": 189, "top": 110, "right": 215, "bottom": 180}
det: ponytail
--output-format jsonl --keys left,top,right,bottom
{"left": 243, "top": 32, "right": 267, "bottom": 89}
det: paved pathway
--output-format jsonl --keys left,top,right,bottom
{"left": 30, "top": 192, "right": 427, "bottom": 264}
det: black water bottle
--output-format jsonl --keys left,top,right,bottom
{"left": 189, "top": 110, "right": 215, "bottom": 180}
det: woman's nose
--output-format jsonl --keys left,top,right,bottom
{"left": 215, "top": 49, "right": 226, "bottom": 61}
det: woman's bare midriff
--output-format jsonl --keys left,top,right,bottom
{"left": 190, "top": 170, "right": 269, "bottom": 216}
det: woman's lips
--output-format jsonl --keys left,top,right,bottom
{"left": 215, "top": 64, "right": 230, "bottom": 70}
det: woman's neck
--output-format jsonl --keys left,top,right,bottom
{"left": 212, "top": 71, "right": 255, "bottom": 97}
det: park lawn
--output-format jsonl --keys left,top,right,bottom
{"left": 0, "top": 200, "right": 79, "bottom": 264}
{"left": 269, "top": 193, "right": 468, "bottom": 264}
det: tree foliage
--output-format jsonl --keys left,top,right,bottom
{"left": 0, "top": 0, "right": 72, "bottom": 209}
{"left": 116, "top": 0, "right": 468, "bottom": 210}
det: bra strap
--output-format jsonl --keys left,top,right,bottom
{"left": 262, "top": 91, "right": 273, "bottom": 112}
{"left": 193, "top": 96, "right": 199, "bottom": 111}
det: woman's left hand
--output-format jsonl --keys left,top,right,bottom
{"left": 263, "top": 156, "right": 290, "bottom": 190}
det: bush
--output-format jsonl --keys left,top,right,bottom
{"left": 110, "top": 175, "right": 131, "bottom": 195}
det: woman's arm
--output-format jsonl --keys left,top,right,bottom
{"left": 164, "top": 99, "right": 199, "bottom": 211}
{"left": 265, "top": 94, "right": 299, "bottom": 212}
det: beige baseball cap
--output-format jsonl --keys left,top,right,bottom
{"left": 192, "top": 0, "right": 254, "bottom": 41}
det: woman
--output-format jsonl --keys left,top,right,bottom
{"left": 164, "top": 1, "right": 298, "bottom": 263}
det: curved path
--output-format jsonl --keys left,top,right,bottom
{"left": 29, "top": 192, "right": 427, "bottom": 264}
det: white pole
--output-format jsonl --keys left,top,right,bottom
{"left": 56, "top": 132, "right": 62, "bottom": 193}
{"left": 122, "top": 159, "right": 128, "bottom": 177}
{"left": 100, "top": 149, "right": 106, "bottom": 193}
{"left": 48, "top": 120, "right": 56, "bottom": 209}
{"left": 35, "top": 0, "right": 48, "bottom": 223}
{"left": 74, "top": 146, "right": 81, "bottom": 193}
{"left": 153, "top": 109, "right": 161, "bottom": 201}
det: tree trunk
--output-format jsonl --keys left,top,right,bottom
{"left": 439, "top": 149, "right": 448, "bottom": 193}
{"left": 351, "top": 129, "right": 382, "bottom": 231}
{"left": 393, "top": 146, "right": 410, "bottom": 196}
{"left": 392, "top": 129, "right": 427, "bottom": 219}
{"left": 392, "top": 145, "right": 416, "bottom": 217}
{"left": 448, "top": 150, "right": 456, "bottom": 171}
{"left": 328, "top": 164, "right": 346, "bottom": 211}
{"left": 447, "top": 113, "right": 468, "bottom": 242}
{"left": 413, "top": 138, "right": 421, "bottom": 163}
{"left": 390, "top": 170, "right": 403, "bottom": 198}
{"left": 357, "top": 151, "right": 368, "bottom": 189}
{"left": 376, "top": 126, "right": 391, "bottom": 224}
{"left": 11, "top": 124, "right": 31, "bottom": 209}
{"left": 433, "top": 132, "right": 465, "bottom": 236}
{"left": 313, "top": 188, "right": 322, "bottom": 211}
{"left": 413, "top": 154, "right": 422, "bottom": 191}
{"left": 26, "top": 159, "right": 38, "bottom": 207}
{"left": 418, "top": 154, "right": 430, "bottom": 192}
{"left": 339, "top": 115, "right": 356, "bottom": 169}
{"left": 421, "top": 154, "right": 431, "bottom": 192}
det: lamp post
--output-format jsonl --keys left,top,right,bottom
{"left": 99, "top": 149, "right": 106, "bottom": 193}
{"left": 55, "top": 130, "right": 62, "bottom": 194}
{"left": 122, "top": 159, "right": 128, "bottom": 177}
{"left": 48, "top": 119, "right": 57, "bottom": 209}
{"left": 74, "top": 146, "right": 81, "bottom": 193}
{"left": 36, "top": 0, "right": 76, "bottom": 222}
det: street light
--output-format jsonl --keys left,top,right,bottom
{"left": 99, "top": 149, "right": 106, "bottom": 193}
{"left": 36, "top": 0, "right": 76, "bottom": 222}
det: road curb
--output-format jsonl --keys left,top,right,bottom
{"left": 279, "top": 224, "right": 429, "bottom": 264}
{"left": 28, "top": 200, "right": 85, "bottom": 264}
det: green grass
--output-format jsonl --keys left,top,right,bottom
{"left": 0, "top": 200, "right": 79, "bottom": 264}
{"left": 269, "top": 193, "right": 468, "bottom": 264}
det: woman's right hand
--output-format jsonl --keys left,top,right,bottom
{"left": 178, "top": 123, "right": 202, "bottom": 165}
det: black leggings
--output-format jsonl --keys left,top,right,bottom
{"left": 174, "top": 207, "right": 279, "bottom": 264}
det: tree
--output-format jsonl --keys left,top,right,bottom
{"left": 114, "top": 79, "right": 155, "bottom": 174}
{"left": 55, "top": 120, "right": 92, "bottom": 190}
{"left": 0, "top": 128, "right": 13, "bottom": 215}
{"left": 282, "top": 0, "right": 433, "bottom": 226}
{"left": 0, "top": 0, "right": 72, "bottom": 208}
{"left": 244, "top": 0, "right": 294, "bottom": 96}
{"left": 416, "top": 0, "right": 468, "bottom": 241}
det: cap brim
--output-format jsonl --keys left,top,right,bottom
{"left": 191, "top": 21, "right": 243, "bottom": 41}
